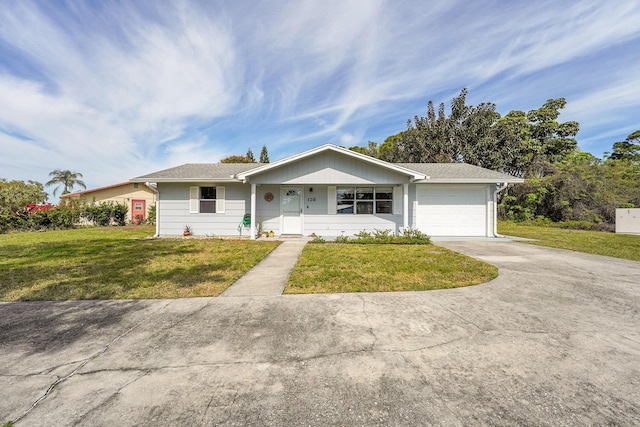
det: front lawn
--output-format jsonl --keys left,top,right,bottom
{"left": 285, "top": 244, "right": 498, "bottom": 293}
{"left": 0, "top": 227, "right": 280, "bottom": 301}
{"left": 499, "top": 221, "right": 640, "bottom": 261}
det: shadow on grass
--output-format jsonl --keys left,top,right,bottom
{"left": 1, "top": 237, "right": 275, "bottom": 300}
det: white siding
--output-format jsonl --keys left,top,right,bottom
{"left": 158, "top": 183, "right": 249, "bottom": 236}
{"left": 416, "top": 184, "right": 489, "bottom": 236}
{"left": 250, "top": 151, "right": 409, "bottom": 184}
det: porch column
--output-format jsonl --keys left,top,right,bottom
{"left": 250, "top": 183, "right": 256, "bottom": 240}
{"left": 403, "top": 183, "right": 409, "bottom": 230}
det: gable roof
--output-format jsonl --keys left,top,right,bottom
{"left": 131, "top": 163, "right": 261, "bottom": 183}
{"left": 60, "top": 182, "right": 157, "bottom": 198}
{"left": 236, "top": 144, "right": 427, "bottom": 181}
{"left": 398, "top": 163, "right": 524, "bottom": 183}
{"left": 130, "top": 144, "right": 523, "bottom": 184}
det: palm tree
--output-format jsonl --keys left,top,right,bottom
{"left": 45, "top": 169, "right": 87, "bottom": 196}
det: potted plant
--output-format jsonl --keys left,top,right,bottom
{"left": 183, "top": 225, "right": 192, "bottom": 236}
{"left": 269, "top": 230, "right": 274, "bottom": 237}
{"left": 258, "top": 215, "right": 267, "bottom": 238}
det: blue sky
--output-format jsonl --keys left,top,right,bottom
{"left": 1, "top": 0, "right": 639, "bottom": 199}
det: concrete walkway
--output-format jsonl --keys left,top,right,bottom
{"left": 221, "top": 241, "right": 306, "bottom": 297}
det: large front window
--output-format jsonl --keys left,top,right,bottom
{"left": 337, "top": 186, "right": 393, "bottom": 214}
{"left": 200, "top": 187, "right": 216, "bottom": 213}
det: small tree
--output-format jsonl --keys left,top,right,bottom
{"left": 246, "top": 148, "right": 256, "bottom": 163}
{"left": 609, "top": 130, "right": 640, "bottom": 163}
{"left": 0, "top": 179, "right": 48, "bottom": 214}
{"left": 259, "top": 145, "right": 270, "bottom": 163}
{"left": 45, "top": 169, "right": 86, "bottom": 196}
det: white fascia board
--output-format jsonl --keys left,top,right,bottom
{"left": 414, "top": 178, "right": 524, "bottom": 184}
{"left": 129, "top": 177, "right": 242, "bottom": 183}
{"left": 236, "top": 144, "right": 426, "bottom": 180}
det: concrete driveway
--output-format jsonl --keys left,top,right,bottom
{"left": 1, "top": 241, "right": 639, "bottom": 426}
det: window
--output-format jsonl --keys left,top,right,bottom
{"left": 190, "top": 186, "right": 225, "bottom": 214}
{"left": 200, "top": 186, "right": 216, "bottom": 213}
{"left": 134, "top": 202, "right": 143, "bottom": 210}
{"left": 337, "top": 186, "right": 393, "bottom": 214}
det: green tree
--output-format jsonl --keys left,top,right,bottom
{"left": 259, "top": 145, "right": 270, "bottom": 163}
{"left": 385, "top": 90, "right": 579, "bottom": 178}
{"left": 220, "top": 155, "right": 253, "bottom": 163}
{"left": 246, "top": 148, "right": 256, "bottom": 163}
{"left": 45, "top": 169, "right": 86, "bottom": 196}
{"left": 609, "top": 130, "right": 640, "bottom": 162}
{"left": 349, "top": 141, "right": 380, "bottom": 158}
{"left": 0, "top": 179, "right": 48, "bottom": 213}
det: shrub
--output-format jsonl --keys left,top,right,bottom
{"left": 335, "top": 235, "right": 350, "bottom": 243}
{"left": 340, "top": 228, "right": 431, "bottom": 245}
{"left": 310, "top": 235, "right": 326, "bottom": 244}
{"left": 146, "top": 203, "right": 156, "bottom": 225}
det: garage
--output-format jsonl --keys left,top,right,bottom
{"left": 416, "top": 184, "right": 488, "bottom": 236}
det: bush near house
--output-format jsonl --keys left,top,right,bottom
{"left": 0, "top": 202, "right": 129, "bottom": 233}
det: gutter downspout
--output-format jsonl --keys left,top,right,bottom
{"left": 493, "top": 182, "right": 507, "bottom": 237}
{"left": 154, "top": 199, "right": 160, "bottom": 237}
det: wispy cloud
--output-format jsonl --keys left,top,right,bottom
{"left": 0, "top": 0, "right": 639, "bottom": 198}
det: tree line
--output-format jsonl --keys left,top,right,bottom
{"left": 350, "top": 89, "right": 639, "bottom": 229}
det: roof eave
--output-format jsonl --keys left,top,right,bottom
{"left": 415, "top": 178, "right": 524, "bottom": 184}
{"left": 129, "top": 177, "right": 242, "bottom": 183}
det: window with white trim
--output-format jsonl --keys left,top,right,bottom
{"left": 337, "top": 186, "right": 393, "bottom": 214}
{"left": 190, "top": 186, "right": 225, "bottom": 214}
{"left": 200, "top": 186, "right": 216, "bottom": 213}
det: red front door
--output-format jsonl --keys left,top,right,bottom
{"left": 131, "top": 199, "right": 146, "bottom": 224}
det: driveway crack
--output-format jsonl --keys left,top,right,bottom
{"left": 358, "top": 295, "right": 378, "bottom": 352}
{"left": 12, "top": 318, "right": 145, "bottom": 424}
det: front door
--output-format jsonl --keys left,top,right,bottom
{"left": 131, "top": 199, "right": 146, "bottom": 224}
{"left": 282, "top": 187, "right": 302, "bottom": 235}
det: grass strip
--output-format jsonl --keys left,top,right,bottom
{"left": 498, "top": 221, "right": 640, "bottom": 261}
{"left": 285, "top": 244, "right": 497, "bottom": 294}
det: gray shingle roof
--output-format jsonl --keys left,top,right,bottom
{"left": 131, "top": 163, "right": 262, "bottom": 182}
{"left": 131, "top": 160, "right": 522, "bottom": 183}
{"left": 397, "top": 163, "right": 523, "bottom": 183}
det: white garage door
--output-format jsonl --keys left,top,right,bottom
{"left": 416, "top": 185, "right": 487, "bottom": 236}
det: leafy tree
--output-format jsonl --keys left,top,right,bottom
{"left": 349, "top": 141, "right": 380, "bottom": 158}
{"left": 377, "top": 90, "right": 578, "bottom": 178}
{"left": 45, "top": 169, "right": 86, "bottom": 196}
{"left": 246, "top": 148, "right": 256, "bottom": 163}
{"left": 220, "top": 155, "right": 254, "bottom": 163}
{"left": 0, "top": 179, "right": 48, "bottom": 213}
{"left": 259, "top": 145, "right": 270, "bottom": 163}
{"left": 609, "top": 130, "right": 640, "bottom": 162}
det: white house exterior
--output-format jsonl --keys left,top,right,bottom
{"left": 131, "top": 144, "right": 523, "bottom": 239}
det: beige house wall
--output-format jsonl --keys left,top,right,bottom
{"left": 65, "top": 184, "right": 156, "bottom": 223}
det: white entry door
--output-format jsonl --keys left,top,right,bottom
{"left": 282, "top": 187, "right": 303, "bottom": 235}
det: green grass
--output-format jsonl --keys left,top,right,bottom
{"left": 285, "top": 244, "right": 498, "bottom": 294}
{"left": 499, "top": 221, "right": 640, "bottom": 261}
{"left": 0, "top": 227, "right": 280, "bottom": 301}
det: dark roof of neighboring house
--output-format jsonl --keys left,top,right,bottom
{"left": 61, "top": 182, "right": 157, "bottom": 198}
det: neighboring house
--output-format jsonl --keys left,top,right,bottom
{"left": 131, "top": 144, "right": 523, "bottom": 239}
{"left": 60, "top": 182, "right": 157, "bottom": 223}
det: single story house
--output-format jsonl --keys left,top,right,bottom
{"left": 61, "top": 182, "right": 157, "bottom": 223}
{"left": 131, "top": 144, "right": 523, "bottom": 239}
